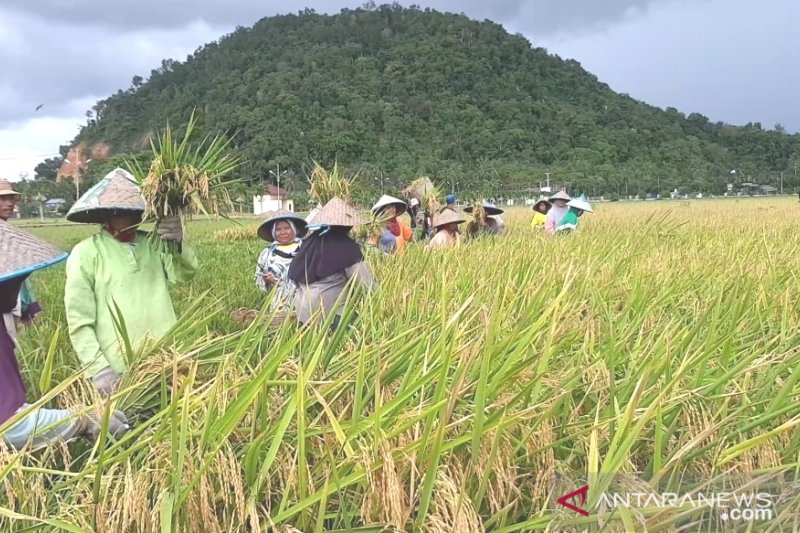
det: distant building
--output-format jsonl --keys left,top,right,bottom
{"left": 253, "top": 185, "right": 293, "bottom": 215}
{"left": 44, "top": 198, "right": 67, "bottom": 214}
{"left": 739, "top": 183, "right": 777, "bottom": 196}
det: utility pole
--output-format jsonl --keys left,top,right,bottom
{"left": 545, "top": 172, "right": 550, "bottom": 190}
{"left": 780, "top": 172, "right": 784, "bottom": 195}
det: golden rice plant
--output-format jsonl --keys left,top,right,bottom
{"left": 125, "top": 109, "right": 242, "bottom": 222}
{"left": 9, "top": 198, "right": 800, "bottom": 532}
{"left": 307, "top": 160, "right": 355, "bottom": 205}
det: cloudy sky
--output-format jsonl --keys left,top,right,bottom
{"left": 1, "top": 0, "right": 798, "bottom": 180}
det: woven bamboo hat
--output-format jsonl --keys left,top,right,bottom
{"left": 0, "top": 179, "right": 20, "bottom": 197}
{"left": 312, "top": 197, "right": 367, "bottom": 227}
{"left": 566, "top": 194, "right": 594, "bottom": 213}
{"left": 432, "top": 208, "right": 466, "bottom": 228}
{"left": 548, "top": 189, "right": 572, "bottom": 202}
{"left": 463, "top": 202, "right": 504, "bottom": 216}
{"left": 257, "top": 209, "right": 308, "bottom": 241}
{"left": 0, "top": 220, "right": 68, "bottom": 283}
{"left": 66, "top": 168, "right": 145, "bottom": 224}
{"left": 371, "top": 195, "right": 408, "bottom": 216}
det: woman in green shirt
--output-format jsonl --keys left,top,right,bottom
{"left": 64, "top": 169, "right": 198, "bottom": 397}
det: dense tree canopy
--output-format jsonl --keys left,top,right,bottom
{"left": 41, "top": 3, "right": 800, "bottom": 200}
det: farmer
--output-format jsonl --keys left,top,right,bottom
{"left": 544, "top": 190, "right": 571, "bottom": 235}
{"left": 0, "top": 221, "right": 129, "bottom": 450}
{"left": 464, "top": 202, "right": 506, "bottom": 237}
{"left": 254, "top": 209, "right": 307, "bottom": 312}
{"left": 370, "top": 195, "right": 413, "bottom": 254}
{"left": 64, "top": 168, "right": 198, "bottom": 398}
{"left": 288, "top": 197, "right": 377, "bottom": 331}
{"left": 441, "top": 194, "right": 458, "bottom": 213}
{"left": 425, "top": 208, "right": 465, "bottom": 250}
{"left": 0, "top": 179, "right": 43, "bottom": 341}
{"left": 530, "top": 197, "right": 552, "bottom": 231}
{"left": 555, "top": 194, "right": 594, "bottom": 234}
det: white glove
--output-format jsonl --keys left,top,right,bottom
{"left": 157, "top": 216, "right": 183, "bottom": 243}
{"left": 92, "top": 367, "right": 121, "bottom": 398}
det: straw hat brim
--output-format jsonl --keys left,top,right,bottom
{"left": 257, "top": 213, "right": 309, "bottom": 241}
{"left": 66, "top": 207, "right": 144, "bottom": 224}
{"left": 314, "top": 197, "right": 367, "bottom": 227}
{"left": 463, "top": 205, "right": 504, "bottom": 216}
{"left": 433, "top": 210, "right": 466, "bottom": 228}
{"left": 0, "top": 190, "right": 20, "bottom": 197}
{"left": 0, "top": 220, "right": 68, "bottom": 283}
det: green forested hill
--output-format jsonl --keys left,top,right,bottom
{"left": 50, "top": 3, "right": 800, "bottom": 198}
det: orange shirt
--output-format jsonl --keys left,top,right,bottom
{"left": 395, "top": 221, "right": 413, "bottom": 253}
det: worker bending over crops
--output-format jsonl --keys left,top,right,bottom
{"left": 0, "top": 221, "right": 128, "bottom": 449}
{"left": 0, "top": 179, "right": 43, "bottom": 342}
{"left": 64, "top": 169, "right": 198, "bottom": 398}
{"left": 369, "top": 195, "right": 413, "bottom": 254}
{"left": 425, "top": 208, "right": 466, "bottom": 250}
{"left": 464, "top": 201, "right": 506, "bottom": 237}
{"left": 530, "top": 197, "right": 551, "bottom": 232}
{"left": 288, "top": 197, "right": 377, "bottom": 331}
{"left": 544, "top": 190, "right": 571, "bottom": 235}
{"left": 254, "top": 209, "right": 307, "bottom": 312}
{"left": 554, "top": 194, "right": 594, "bottom": 234}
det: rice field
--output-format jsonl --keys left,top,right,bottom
{"left": 4, "top": 197, "right": 800, "bottom": 532}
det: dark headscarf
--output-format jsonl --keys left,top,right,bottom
{"left": 287, "top": 226, "right": 363, "bottom": 285}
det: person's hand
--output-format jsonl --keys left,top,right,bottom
{"left": 262, "top": 273, "right": 278, "bottom": 285}
{"left": 79, "top": 409, "right": 130, "bottom": 442}
{"left": 92, "top": 367, "right": 121, "bottom": 398}
{"left": 157, "top": 216, "right": 183, "bottom": 243}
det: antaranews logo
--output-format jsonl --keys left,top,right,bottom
{"left": 550, "top": 474, "right": 789, "bottom": 530}
{"left": 556, "top": 485, "right": 590, "bottom": 517}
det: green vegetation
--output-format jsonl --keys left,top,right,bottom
{"left": 24, "top": 3, "right": 800, "bottom": 203}
{"left": 3, "top": 199, "right": 800, "bottom": 531}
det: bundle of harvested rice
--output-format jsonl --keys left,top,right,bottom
{"left": 464, "top": 202, "right": 487, "bottom": 237}
{"left": 125, "top": 110, "right": 241, "bottom": 224}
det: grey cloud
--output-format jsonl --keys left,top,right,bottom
{"left": 0, "top": 7, "right": 221, "bottom": 126}
{"left": 4, "top": 0, "right": 684, "bottom": 34}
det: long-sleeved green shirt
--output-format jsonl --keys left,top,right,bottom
{"left": 65, "top": 230, "right": 198, "bottom": 378}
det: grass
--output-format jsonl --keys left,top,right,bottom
{"left": 2, "top": 198, "right": 800, "bottom": 531}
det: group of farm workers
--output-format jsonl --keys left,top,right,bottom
{"left": 0, "top": 167, "right": 593, "bottom": 450}
{"left": 529, "top": 189, "right": 594, "bottom": 234}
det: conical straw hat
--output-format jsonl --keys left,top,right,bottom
{"left": 0, "top": 220, "right": 68, "bottom": 282}
{"left": 371, "top": 195, "right": 407, "bottom": 215}
{"left": 257, "top": 209, "right": 309, "bottom": 241}
{"left": 432, "top": 208, "right": 465, "bottom": 228}
{"left": 463, "top": 202, "right": 504, "bottom": 216}
{"left": 566, "top": 194, "right": 594, "bottom": 213}
{"left": 548, "top": 189, "right": 571, "bottom": 202}
{"left": 313, "top": 197, "right": 367, "bottom": 227}
{"left": 67, "top": 168, "right": 145, "bottom": 224}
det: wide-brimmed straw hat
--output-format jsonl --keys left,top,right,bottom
{"left": 370, "top": 195, "right": 407, "bottom": 216}
{"left": 67, "top": 168, "right": 145, "bottom": 224}
{"left": 548, "top": 189, "right": 572, "bottom": 202}
{"left": 312, "top": 197, "right": 367, "bottom": 227}
{"left": 432, "top": 208, "right": 465, "bottom": 228}
{"left": 533, "top": 198, "right": 552, "bottom": 211}
{"left": 566, "top": 194, "right": 594, "bottom": 213}
{"left": 0, "top": 220, "right": 68, "bottom": 283}
{"left": 463, "top": 202, "right": 504, "bottom": 216}
{"left": 257, "top": 209, "right": 308, "bottom": 241}
{"left": 0, "top": 179, "right": 20, "bottom": 197}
